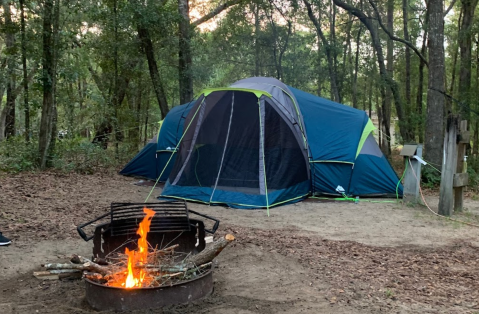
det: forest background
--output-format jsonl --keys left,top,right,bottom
{"left": 1, "top": 0, "right": 479, "bottom": 189}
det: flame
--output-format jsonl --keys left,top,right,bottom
{"left": 123, "top": 207, "right": 155, "bottom": 288}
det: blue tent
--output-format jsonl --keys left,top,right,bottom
{"left": 119, "top": 136, "right": 159, "bottom": 180}
{"left": 121, "top": 77, "right": 402, "bottom": 208}
{"left": 157, "top": 77, "right": 402, "bottom": 209}
{"left": 119, "top": 102, "right": 193, "bottom": 181}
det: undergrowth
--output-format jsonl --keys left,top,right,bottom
{"left": 0, "top": 136, "right": 136, "bottom": 174}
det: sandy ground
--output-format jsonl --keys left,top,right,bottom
{"left": 0, "top": 172, "right": 478, "bottom": 313}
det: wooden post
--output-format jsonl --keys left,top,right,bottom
{"left": 454, "top": 120, "right": 469, "bottom": 212}
{"left": 403, "top": 144, "right": 423, "bottom": 204}
{"left": 438, "top": 115, "right": 459, "bottom": 216}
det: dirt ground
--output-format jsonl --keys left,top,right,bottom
{"left": 1, "top": 172, "right": 479, "bottom": 314}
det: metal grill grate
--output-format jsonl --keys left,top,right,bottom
{"left": 109, "top": 201, "right": 190, "bottom": 236}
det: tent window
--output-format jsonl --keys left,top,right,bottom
{"left": 264, "top": 100, "right": 309, "bottom": 190}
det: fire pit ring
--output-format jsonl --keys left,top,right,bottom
{"left": 84, "top": 268, "right": 213, "bottom": 311}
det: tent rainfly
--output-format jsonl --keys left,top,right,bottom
{"left": 120, "top": 77, "right": 402, "bottom": 209}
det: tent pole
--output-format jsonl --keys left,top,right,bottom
{"left": 258, "top": 98, "right": 270, "bottom": 216}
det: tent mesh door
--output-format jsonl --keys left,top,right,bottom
{"left": 168, "top": 91, "right": 261, "bottom": 195}
{"left": 263, "top": 100, "right": 309, "bottom": 190}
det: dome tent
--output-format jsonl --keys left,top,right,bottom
{"left": 158, "top": 77, "right": 402, "bottom": 209}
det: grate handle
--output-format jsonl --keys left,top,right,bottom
{"left": 77, "top": 212, "right": 110, "bottom": 241}
{"left": 188, "top": 209, "right": 220, "bottom": 234}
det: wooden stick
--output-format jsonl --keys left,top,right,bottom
{"left": 33, "top": 269, "right": 82, "bottom": 280}
{"left": 42, "top": 261, "right": 111, "bottom": 276}
{"left": 184, "top": 234, "right": 235, "bottom": 267}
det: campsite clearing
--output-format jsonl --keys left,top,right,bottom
{"left": 1, "top": 172, "right": 479, "bottom": 313}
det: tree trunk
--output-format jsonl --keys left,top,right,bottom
{"left": 46, "top": 0, "right": 61, "bottom": 168}
{"left": 474, "top": 40, "right": 479, "bottom": 155}
{"left": 416, "top": 7, "right": 428, "bottom": 144}
{"left": 2, "top": 0, "right": 16, "bottom": 139}
{"left": 352, "top": 25, "right": 362, "bottom": 109}
{"left": 113, "top": 0, "right": 119, "bottom": 159}
{"left": 178, "top": 0, "right": 193, "bottom": 103}
{"left": 458, "top": 0, "right": 479, "bottom": 122}
{"left": 424, "top": 0, "right": 445, "bottom": 167}
{"left": 137, "top": 26, "right": 169, "bottom": 118}
{"left": 144, "top": 90, "right": 150, "bottom": 146}
{"left": 330, "top": 1, "right": 341, "bottom": 102}
{"left": 254, "top": 4, "right": 261, "bottom": 76}
{"left": 39, "top": 0, "right": 55, "bottom": 168}
{"left": 402, "top": 0, "right": 415, "bottom": 140}
{"left": 20, "top": 0, "right": 30, "bottom": 142}
{"left": 384, "top": 0, "right": 394, "bottom": 151}
{"left": 304, "top": 0, "right": 340, "bottom": 102}
{"left": 446, "top": 10, "right": 461, "bottom": 113}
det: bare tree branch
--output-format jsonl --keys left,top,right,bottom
{"left": 191, "top": 0, "right": 242, "bottom": 27}
{"left": 444, "top": 0, "right": 457, "bottom": 17}
{"left": 367, "top": 0, "right": 429, "bottom": 66}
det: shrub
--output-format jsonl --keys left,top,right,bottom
{"left": 0, "top": 137, "right": 38, "bottom": 173}
{"left": 53, "top": 138, "right": 134, "bottom": 174}
{"left": 421, "top": 166, "right": 441, "bottom": 189}
{"left": 0, "top": 136, "right": 137, "bottom": 175}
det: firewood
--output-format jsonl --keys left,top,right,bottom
{"left": 84, "top": 272, "right": 107, "bottom": 283}
{"left": 71, "top": 254, "right": 91, "bottom": 264}
{"left": 42, "top": 261, "right": 111, "bottom": 276}
{"left": 33, "top": 269, "right": 82, "bottom": 280}
{"left": 184, "top": 234, "right": 235, "bottom": 267}
{"left": 149, "top": 244, "right": 179, "bottom": 257}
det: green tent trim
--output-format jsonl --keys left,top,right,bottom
{"left": 355, "top": 119, "right": 376, "bottom": 158}
{"left": 201, "top": 87, "right": 272, "bottom": 98}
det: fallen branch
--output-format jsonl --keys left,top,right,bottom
{"left": 42, "top": 261, "right": 110, "bottom": 276}
{"left": 185, "top": 234, "right": 235, "bottom": 267}
{"left": 33, "top": 269, "right": 82, "bottom": 280}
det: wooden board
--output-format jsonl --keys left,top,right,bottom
{"left": 453, "top": 173, "right": 469, "bottom": 187}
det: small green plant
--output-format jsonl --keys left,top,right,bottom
{"left": 385, "top": 289, "right": 395, "bottom": 299}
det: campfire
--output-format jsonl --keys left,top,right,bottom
{"left": 34, "top": 202, "right": 233, "bottom": 311}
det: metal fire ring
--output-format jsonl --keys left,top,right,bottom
{"left": 84, "top": 269, "right": 213, "bottom": 311}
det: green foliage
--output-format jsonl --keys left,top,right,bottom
{"left": 52, "top": 138, "right": 134, "bottom": 174}
{"left": 421, "top": 166, "right": 441, "bottom": 189}
{"left": 0, "top": 137, "right": 38, "bottom": 173}
{"left": 466, "top": 155, "right": 479, "bottom": 191}
{"left": 0, "top": 137, "right": 137, "bottom": 175}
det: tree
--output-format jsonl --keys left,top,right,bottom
{"left": 304, "top": 0, "right": 341, "bottom": 102}
{"left": 39, "top": 0, "right": 56, "bottom": 168}
{"left": 2, "top": 0, "right": 17, "bottom": 139}
{"left": 332, "top": 0, "right": 412, "bottom": 151}
{"left": 178, "top": 0, "right": 193, "bottom": 104}
{"left": 424, "top": 0, "right": 445, "bottom": 166}
{"left": 19, "top": 0, "right": 30, "bottom": 142}
{"left": 457, "top": 0, "right": 479, "bottom": 122}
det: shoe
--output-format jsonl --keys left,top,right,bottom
{"left": 0, "top": 233, "right": 11, "bottom": 246}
